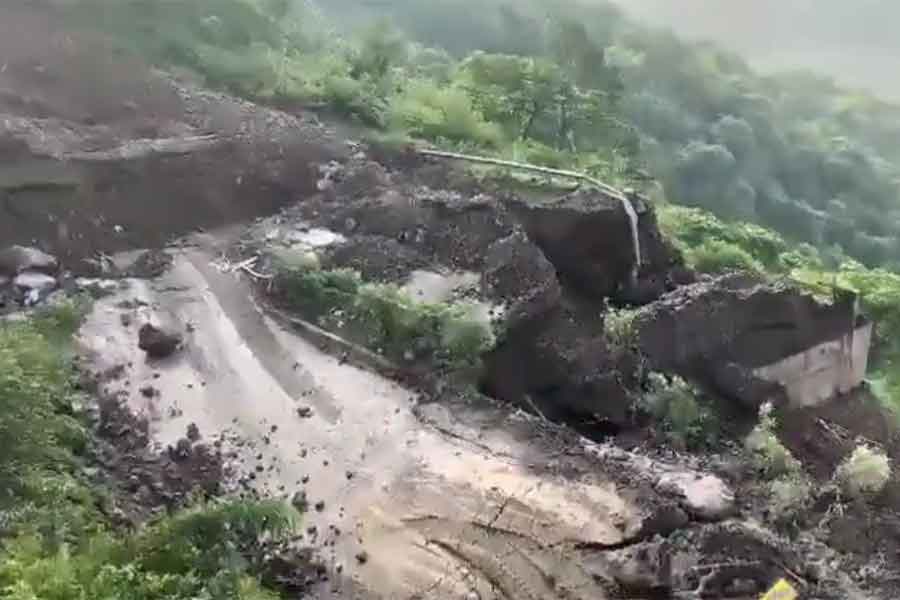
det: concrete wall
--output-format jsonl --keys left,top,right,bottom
{"left": 753, "top": 322, "right": 873, "bottom": 408}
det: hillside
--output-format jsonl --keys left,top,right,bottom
{"left": 2, "top": 2, "right": 900, "bottom": 600}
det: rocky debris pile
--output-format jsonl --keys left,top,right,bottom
{"left": 250, "top": 155, "right": 689, "bottom": 430}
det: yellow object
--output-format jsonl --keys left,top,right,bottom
{"left": 761, "top": 578, "right": 797, "bottom": 600}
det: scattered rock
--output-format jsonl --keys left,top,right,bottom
{"left": 139, "top": 385, "right": 158, "bottom": 399}
{"left": 0, "top": 245, "right": 58, "bottom": 277}
{"left": 138, "top": 323, "right": 183, "bottom": 359}
{"left": 186, "top": 422, "right": 200, "bottom": 442}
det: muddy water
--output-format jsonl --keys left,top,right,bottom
{"left": 77, "top": 242, "right": 642, "bottom": 599}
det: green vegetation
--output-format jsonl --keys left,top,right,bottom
{"left": 603, "top": 305, "right": 639, "bottom": 350}
{"left": 275, "top": 264, "right": 495, "bottom": 369}
{"left": 0, "top": 307, "right": 297, "bottom": 600}
{"left": 835, "top": 444, "right": 892, "bottom": 497}
{"left": 640, "top": 373, "right": 719, "bottom": 448}
{"left": 744, "top": 403, "right": 802, "bottom": 479}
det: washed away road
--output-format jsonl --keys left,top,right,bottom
{"left": 76, "top": 235, "right": 690, "bottom": 599}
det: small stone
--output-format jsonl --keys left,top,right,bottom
{"left": 297, "top": 406, "right": 313, "bottom": 419}
{"left": 314, "top": 500, "right": 325, "bottom": 512}
{"left": 186, "top": 422, "right": 200, "bottom": 442}
{"left": 139, "top": 385, "right": 158, "bottom": 399}
{"left": 355, "top": 551, "right": 369, "bottom": 565}
{"left": 171, "top": 438, "right": 192, "bottom": 461}
{"left": 345, "top": 471, "right": 354, "bottom": 480}
{"left": 292, "top": 491, "right": 309, "bottom": 512}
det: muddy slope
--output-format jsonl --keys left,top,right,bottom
{"left": 0, "top": 3, "right": 346, "bottom": 268}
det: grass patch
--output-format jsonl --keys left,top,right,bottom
{"left": 274, "top": 265, "right": 495, "bottom": 369}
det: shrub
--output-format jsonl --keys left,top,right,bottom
{"left": 389, "top": 79, "right": 503, "bottom": 147}
{"left": 767, "top": 475, "right": 812, "bottom": 522}
{"left": 604, "top": 306, "right": 639, "bottom": 350}
{"left": 745, "top": 402, "right": 802, "bottom": 478}
{"left": 275, "top": 266, "right": 495, "bottom": 368}
{"left": 351, "top": 283, "right": 495, "bottom": 368}
{"left": 642, "top": 373, "right": 718, "bottom": 447}
{"left": 835, "top": 444, "right": 891, "bottom": 497}
{"left": 276, "top": 267, "right": 362, "bottom": 320}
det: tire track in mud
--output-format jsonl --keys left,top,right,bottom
{"left": 404, "top": 516, "right": 608, "bottom": 600}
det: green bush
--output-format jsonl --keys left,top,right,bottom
{"left": 641, "top": 373, "right": 718, "bottom": 447}
{"left": 745, "top": 402, "right": 803, "bottom": 479}
{"left": 686, "top": 239, "right": 765, "bottom": 275}
{"left": 275, "top": 266, "right": 494, "bottom": 368}
{"left": 767, "top": 475, "right": 812, "bottom": 522}
{"left": 835, "top": 444, "right": 891, "bottom": 497}
{"left": 389, "top": 80, "right": 503, "bottom": 147}
{"left": 276, "top": 267, "right": 362, "bottom": 320}
{"left": 604, "top": 306, "right": 639, "bottom": 350}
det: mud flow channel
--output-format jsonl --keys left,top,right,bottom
{"left": 77, "top": 239, "right": 651, "bottom": 600}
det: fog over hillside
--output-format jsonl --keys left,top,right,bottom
{"left": 611, "top": 0, "right": 900, "bottom": 100}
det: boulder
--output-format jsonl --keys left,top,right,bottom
{"left": 481, "top": 230, "right": 561, "bottom": 331}
{"left": 634, "top": 273, "right": 860, "bottom": 407}
{"left": 656, "top": 472, "right": 736, "bottom": 521}
{"left": 13, "top": 270, "right": 58, "bottom": 305}
{"left": 506, "top": 188, "right": 636, "bottom": 300}
{"left": 482, "top": 301, "right": 641, "bottom": 429}
{"left": 0, "top": 245, "right": 58, "bottom": 276}
{"left": 138, "top": 323, "right": 183, "bottom": 359}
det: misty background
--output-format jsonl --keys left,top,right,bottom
{"left": 611, "top": 0, "right": 900, "bottom": 100}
